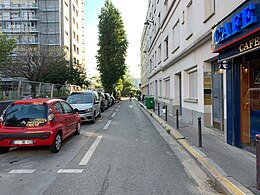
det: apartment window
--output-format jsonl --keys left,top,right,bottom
{"left": 73, "top": 57, "right": 77, "bottom": 64}
{"left": 188, "top": 67, "right": 198, "bottom": 99}
{"left": 73, "top": 18, "right": 75, "bottom": 24}
{"left": 149, "top": 59, "right": 152, "bottom": 73}
{"left": 204, "top": 0, "right": 215, "bottom": 22}
{"left": 65, "top": 16, "right": 68, "bottom": 21}
{"left": 154, "top": 51, "right": 157, "bottom": 68}
{"left": 186, "top": 0, "right": 193, "bottom": 39}
{"left": 164, "top": 0, "right": 168, "bottom": 12}
{"left": 158, "top": 44, "right": 161, "bottom": 64}
{"left": 65, "top": 31, "right": 69, "bottom": 36}
{"left": 77, "top": 47, "right": 79, "bottom": 54}
{"left": 158, "top": 12, "right": 161, "bottom": 26}
{"left": 182, "top": 10, "right": 185, "bottom": 24}
{"left": 76, "top": 22, "right": 78, "bottom": 29}
{"left": 172, "top": 20, "right": 180, "bottom": 52}
{"left": 73, "top": 44, "right": 76, "bottom": 52}
{"left": 159, "top": 80, "right": 162, "bottom": 97}
{"left": 164, "top": 78, "right": 170, "bottom": 98}
{"left": 164, "top": 36, "right": 169, "bottom": 60}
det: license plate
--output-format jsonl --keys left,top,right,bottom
{"left": 12, "top": 140, "right": 34, "bottom": 145}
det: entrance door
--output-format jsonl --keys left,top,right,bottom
{"left": 212, "top": 73, "right": 224, "bottom": 130}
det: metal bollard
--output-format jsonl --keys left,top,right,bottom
{"left": 165, "top": 105, "right": 167, "bottom": 121}
{"left": 158, "top": 103, "right": 160, "bottom": 116}
{"left": 256, "top": 134, "right": 260, "bottom": 190}
{"left": 176, "top": 109, "right": 179, "bottom": 130}
{"left": 198, "top": 117, "right": 202, "bottom": 147}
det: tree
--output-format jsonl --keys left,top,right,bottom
{"left": 96, "top": 0, "right": 128, "bottom": 94}
{"left": 3, "top": 45, "right": 88, "bottom": 97}
{"left": 0, "top": 33, "right": 16, "bottom": 69}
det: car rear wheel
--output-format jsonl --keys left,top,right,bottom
{"left": 74, "top": 121, "right": 81, "bottom": 135}
{"left": 50, "top": 132, "right": 62, "bottom": 153}
{"left": 0, "top": 147, "right": 10, "bottom": 154}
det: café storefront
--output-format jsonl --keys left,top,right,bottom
{"left": 213, "top": 0, "right": 260, "bottom": 151}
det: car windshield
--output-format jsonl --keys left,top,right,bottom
{"left": 67, "top": 94, "right": 93, "bottom": 104}
{"left": 3, "top": 104, "right": 48, "bottom": 127}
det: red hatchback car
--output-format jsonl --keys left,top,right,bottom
{"left": 0, "top": 98, "right": 81, "bottom": 153}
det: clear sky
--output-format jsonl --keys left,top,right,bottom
{"left": 84, "top": 0, "right": 148, "bottom": 79}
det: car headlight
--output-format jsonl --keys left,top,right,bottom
{"left": 85, "top": 108, "right": 93, "bottom": 113}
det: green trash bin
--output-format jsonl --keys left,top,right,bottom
{"left": 145, "top": 96, "right": 154, "bottom": 109}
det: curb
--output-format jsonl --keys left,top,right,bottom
{"left": 139, "top": 102, "right": 253, "bottom": 195}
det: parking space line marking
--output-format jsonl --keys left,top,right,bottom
{"left": 111, "top": 112, "right": 116, "bottom": 118}
{"left": 79, "top": 136, "right": 103, "bottom": 166}
{"left": 118, "top": 105, "right": 120, "bottom": 108}
{"left": 116, "top": 108, "right": 119, "bottom": 111}
{"left": 103, "top": 120, "right": 112, "bottom": 130}
{"left": 57, "top": 169, "right": 83, "bottom": 173}
{"left": 9, "top": 169, "right": 35, "bottom": 174}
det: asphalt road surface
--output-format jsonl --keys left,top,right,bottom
{"left": 0, "top": 99, "right": 219, "bottom": 195}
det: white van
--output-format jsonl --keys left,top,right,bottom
{"left": 67, "top": 90, "right": 101, "bottom": 123}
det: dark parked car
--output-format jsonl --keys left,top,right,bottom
{"left": 98, "top": 91, "right": 107, "bottom": 112}
{"left": 104, "top": 93, "right": 112, "bottom": 108}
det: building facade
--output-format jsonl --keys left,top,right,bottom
{"left": 0, "top": 0, "right": 85, "bottom": 66}
{"left": 213, "top": 0, "right": 260, "bottom": 151}
{"left": 140, "top": 0, "right": 253, "bottom": 148}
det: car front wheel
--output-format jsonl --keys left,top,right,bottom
{"left": 50, "top": 132, "right": 62, "bottom": 153}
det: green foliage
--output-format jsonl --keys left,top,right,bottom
{"left": 116, "top": 69, "right": 135, "bottom": 96}
{"left": 96, "top": 0, "right": 128, "bottom": 94}
{"left": 0, "top": 33, "right": 16, "bottom": 68}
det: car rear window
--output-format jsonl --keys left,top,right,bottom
{"left": 67, "top": 94, "right": 93, "bottom": 104}
{"left": 3, "top": 104, "right": 48, "bottom": 127}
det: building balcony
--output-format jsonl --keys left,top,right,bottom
{"left": 2, "top": 28, "right": 38, "bottom": 33}
{"left": 0, "top": 3, "right": 38, "bottom": 9}
{"left": 1, "top": 17, "right": 38, "bottom": 21}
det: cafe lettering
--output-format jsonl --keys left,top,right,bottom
{"left": 239, "top": 36, "right": 260, "bottom": 52}
{"left": 214, "top": 4, "right": 257, "bottom": 44}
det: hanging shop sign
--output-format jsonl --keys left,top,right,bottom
{"left": 212, "top": 1, "right": 260, "bottom": 53}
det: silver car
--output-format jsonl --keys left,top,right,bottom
{"left": 67, "top": 90, "right": 101, "bottom": 123}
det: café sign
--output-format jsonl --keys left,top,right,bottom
{"left": 214, "top": 4, "right": 257, "bottom": 45}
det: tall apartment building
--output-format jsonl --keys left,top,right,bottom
{"left": 141, "top": 0, "right": 260, "bottom": 151}
{"left": 0, "top": 0, "right": 85, "bottom": 67}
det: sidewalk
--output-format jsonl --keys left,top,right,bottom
{"left": 138, "top": 101, "right": 256, "bottom": 195}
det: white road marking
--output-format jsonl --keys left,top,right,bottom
{"left": 118, "top": 105, "right": 120, "bottom": 108}
{"left": 116, "top": 108, "right": 119, "bottom": 111}
{"left": 103, "top": 120, "right": 112, "bottom": 130}
{"left": 57, "top": 169, "right": 83, "bottom": 173}
{"left": 9, "top": 169, "right": 35, "bottom": 174}
{"left": 79, "top": 136, "right": 103, "bottom": 166}
{"left": 111, "top": 112, "right": 116, "bottom": 118}
{"left": 129, "top": 105, "right": 133, "bottom": 108}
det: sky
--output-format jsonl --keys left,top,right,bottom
{"left": 84, "top": 0, "right": 148, "bottom": 79}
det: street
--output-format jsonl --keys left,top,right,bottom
{"left": 0, "top": 99, "right": 219, "bottom": 195}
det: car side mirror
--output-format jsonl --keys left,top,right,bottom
{"left": 74, "top": 108, "right": 79, "bottom": 113}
